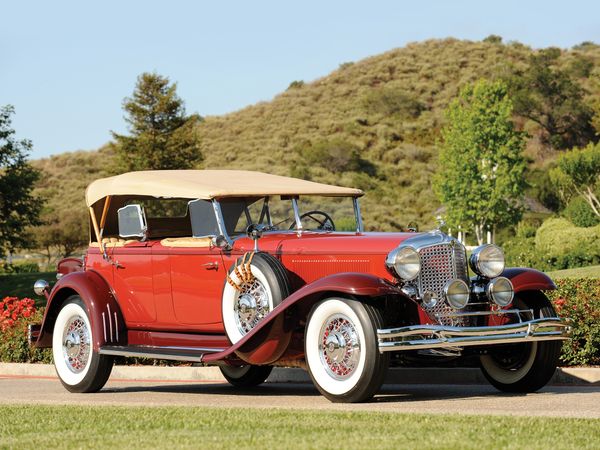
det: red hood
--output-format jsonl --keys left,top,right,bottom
{"left": 231, "top": 231, "right": 419, "bottom": 255}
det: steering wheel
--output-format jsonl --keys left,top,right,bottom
{"left": 289, "top": 210, "right": 336, "bottom": 231}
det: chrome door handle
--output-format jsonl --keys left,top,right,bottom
{"left": 202, "top": 262, "right": 219, "bottom": 270}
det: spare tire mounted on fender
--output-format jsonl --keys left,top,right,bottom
{"left": 222, "top": 252, "right": 290, "bottom": 344}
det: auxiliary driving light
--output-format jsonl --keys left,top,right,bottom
{"left": 487, "top": 276, "right": 514, "bottom": 307}
{"left": 444, "top": 279, "right": 470, "bottom": 309}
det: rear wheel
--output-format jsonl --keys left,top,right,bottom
{"left": 52, "top": 295, "right": 113, "bottom": 393}
{"left": 480, "top": 292, "right": 561, "bottom": 393}
{"left": 304, "top": 298, "right": 388, "bottom": 403}
{"left": 219, "top": 365, "right": 273, "bottom": 387}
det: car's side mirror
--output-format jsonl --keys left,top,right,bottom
{"left": 118, "top": 204, "right": 147, "bottom": 240}
{"left": 246, "top": 223, "right": 270, "bottom": 251}
{"left": 211, "top": 235, "right": 230, "bottom": 249}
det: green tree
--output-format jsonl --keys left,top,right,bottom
{"left": 434, "top": 80, "right": 526, "bottom": 244}
{"left": 507, "top": 48, "right": 596, "bottom": 149}
{"left": 550, "top": 142, "right": 600, "bottom": 217}
{"left": 0, "top": 106, "right": 41, "bottom": 258}
{"left": 36, "top": 208, "right": 88, "bottom": 267}
{"left": 112, "top": 73, "right": 203, "bottom": 171}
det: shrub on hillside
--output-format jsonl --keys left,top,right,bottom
{"left": 483, "top": 34, "right": 503, "bottom": 44}
{"left": 363, "top": 87, "right": 425, "bottom": 119}
{"left": 563, "top": 197, "right": 600, "bottom": 227}
{"left": 297, "top": 139, "right": 376, "bottom": 175}
{"left": 0, "top": 297, "right": 51, "bottom": 363}
{"left": 287, "top": 80, "right": 305, "bottom": 90}
{"left": 548, "top": 278, "right": 600, "bottom": 366}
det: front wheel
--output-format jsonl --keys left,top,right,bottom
{"left": 304, "top": 298, "right": 389, "bottom": 403}
{"left": 52, "top": 296, "right": 114, "bottom": 393}
{"left": 480, "top": 292, "right": 561, "bottom": 393}
{"left": 219, "top": 365, "right": 273, "bottom": 387}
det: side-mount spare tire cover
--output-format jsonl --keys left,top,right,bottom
{"left": 222, "top": 252, "right": 291, "bottom": 361}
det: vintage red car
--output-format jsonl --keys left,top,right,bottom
{"left": 31, "top": 170, "right": 570, "bottom": 402}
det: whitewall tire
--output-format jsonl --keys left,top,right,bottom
{"left": 52, "top": 296, "right": 113, "bottom": 393}
{"left": 222, "top": 253, "right": 290, "bottom": 344}
{"left": 304, "top": 298, "right": 388, "bottom": 403}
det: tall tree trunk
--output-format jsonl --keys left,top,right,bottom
{"left": 474, "top": 223, "right": 484, "bottom": 245}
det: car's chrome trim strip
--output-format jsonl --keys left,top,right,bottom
{"left": 98, "top": 345, "right": 225, "bottom": 363}
{"left": 377, "top": 317, "right": 571, "bottom": 352}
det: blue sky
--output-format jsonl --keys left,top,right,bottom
{"left": 3, "top": 0, "right": 600, "bottom": 159}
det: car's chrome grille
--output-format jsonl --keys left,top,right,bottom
{"left": 417, "top": 243, "right": 469, "bottom": 325}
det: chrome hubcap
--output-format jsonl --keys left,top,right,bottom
{"left": 238, "top": 294, "right": 257, "bottom": 323}
{"left": 62, "top": 315, "right": 90, "bottom": 374}
{"left": 319, "top": 314, "right": 360, "bottom": 380}
{"left": 234, "top": 279, "right": 270, "bottom": 335}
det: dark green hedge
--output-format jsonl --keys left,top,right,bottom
{"left": 548, "top": 278, "right": 600, "bottom": 366}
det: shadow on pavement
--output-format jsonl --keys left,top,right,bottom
{"left": 101, "top": 381, "right": 599, "bottom": 403}
{"left": 103, "top": 382, "right": 320, "bottom": 397}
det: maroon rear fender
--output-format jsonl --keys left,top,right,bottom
{"left": 204, "top": 272, "right": 403, "bottom": 365}
{"left": 35, "top": 270, "right": 126, "bottom": 350}
{"left": 502, "top": 267, "right": 556, "bottom": 293}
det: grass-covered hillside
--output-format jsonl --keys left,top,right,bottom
{"left": 32, "top": 38, "right": 600, "bottom": 232}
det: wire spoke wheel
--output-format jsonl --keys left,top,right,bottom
{"left": 234, "top": 278, "right": 271, "bottom": 335}
{"left": 52, "top": 296, "right": 114, "bottom": 393}
{"left": 319, "top": 314, "right": 361, "bottom": 380}
{"left": 305, "top": 298, "right": 388, "bottom": 403}
{"left": 61, "top": 315, "right": 91, "bottom": 373}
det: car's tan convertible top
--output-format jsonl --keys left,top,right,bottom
{"left": 85, "top": 170, "right": 363, "bottom": 206}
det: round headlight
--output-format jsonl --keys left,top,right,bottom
{"left": 444, "top": 279, "right": 470, "bottom": 309}
{"left": 487, "top": 276, "right": 514, "bottom": 307}
{"left": 386, "top": 246, "right": 421, "bottom": 281}
{"left": 469, "top": 244, "right": 505, "bottom": 278}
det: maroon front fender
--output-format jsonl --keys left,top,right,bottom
{"left": 502, "top": 267, "right": 556, "bottom": 293}
{"left": 35, "top": 270, "right": 125, "bottom": 350}
{"left": 204, "top": 272, "right": 402, "bottom": 365}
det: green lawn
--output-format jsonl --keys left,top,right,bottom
{"left": 0, "top": 405, "right": 598, "bottom": 449}
{"left": 0, "top": 272, "right": 55, "bottom": 302}
{"left": 547, "top": 265, "right": 600, "bottom": 279}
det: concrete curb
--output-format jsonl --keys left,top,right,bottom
{"left": 1, "top": 363, "right": 598, "bottom": 385}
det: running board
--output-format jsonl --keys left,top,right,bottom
{"left": 99, "top": 345, "right": 225, "bottom": 363}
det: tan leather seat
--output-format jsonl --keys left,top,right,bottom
{"left": 89, "top": 237, "right": 139, "bottom": 248}
{"left": 160, "top": 237, "right": 213, "bottom": 248}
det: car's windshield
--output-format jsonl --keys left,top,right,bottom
{"left": 214, "top": 196, "right": 359, "bottom": 237}
{"left": 297, "top": 196, "right": 357, "bottom": 231}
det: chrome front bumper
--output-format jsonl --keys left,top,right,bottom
{"left": 377, "top": 317, "right": 571, "bottom": 352}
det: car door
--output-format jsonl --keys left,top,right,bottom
{"left": 109, "top": 241, "right": 157, "bottom": 325}
{"left": 169, "top": 245, "right": 226, "bottom": 330}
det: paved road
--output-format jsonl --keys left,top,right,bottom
{"left": 1, "top": 376, "right": 599, "bottom": 418}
